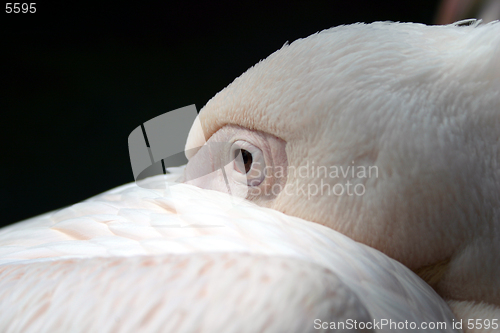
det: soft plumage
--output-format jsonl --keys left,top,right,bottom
{"left": 0, "top": 169, "right": 458, "bottom": 332}
{"left": 2, "top": 21, "right": 499, "bottom": 332}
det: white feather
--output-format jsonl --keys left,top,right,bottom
{"left": 0, "top": 168, "right": 458, "bottom": 332}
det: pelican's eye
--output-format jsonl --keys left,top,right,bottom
{"left": 230, "top": 141, "right": 265, "bottom": 186}
{"left": 235, "top": 149, "right": 253, "bottom": 174}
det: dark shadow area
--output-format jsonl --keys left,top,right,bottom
{"left": 1, "top": 1, "right": 441, "bottom": 227}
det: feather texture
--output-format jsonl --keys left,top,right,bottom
{"left": 0, "top": 168, "right": 458, "bottom": 332}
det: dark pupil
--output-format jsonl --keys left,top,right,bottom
{"left": 235, "top": 149, "right": 253, "bottom": 173}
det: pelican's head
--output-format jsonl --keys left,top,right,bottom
{"left": 184, "top": 22, "right": 500, "bottom": 304}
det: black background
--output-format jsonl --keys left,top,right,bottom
{"left": 1, "top": 1, "right": 442, "bottom": 227}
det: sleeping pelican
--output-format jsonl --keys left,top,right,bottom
{"left": 184, "top": 21, "right": 500, "bottom": 329}
{"left": 1, "top": 21, "right": 498, "bottom": 332}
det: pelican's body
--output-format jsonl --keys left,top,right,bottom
{"left": 0, "top": 169, "right": 458, "bottom": 332}
{"left": 2, "top": 21, "right": 500, "bottom": 332}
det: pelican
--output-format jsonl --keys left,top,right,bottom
{"left": 184, "top": 21, "right": 500, "bottom": 330}
{"left": 1, "top": 21, "right": 499, "bottom": 332}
